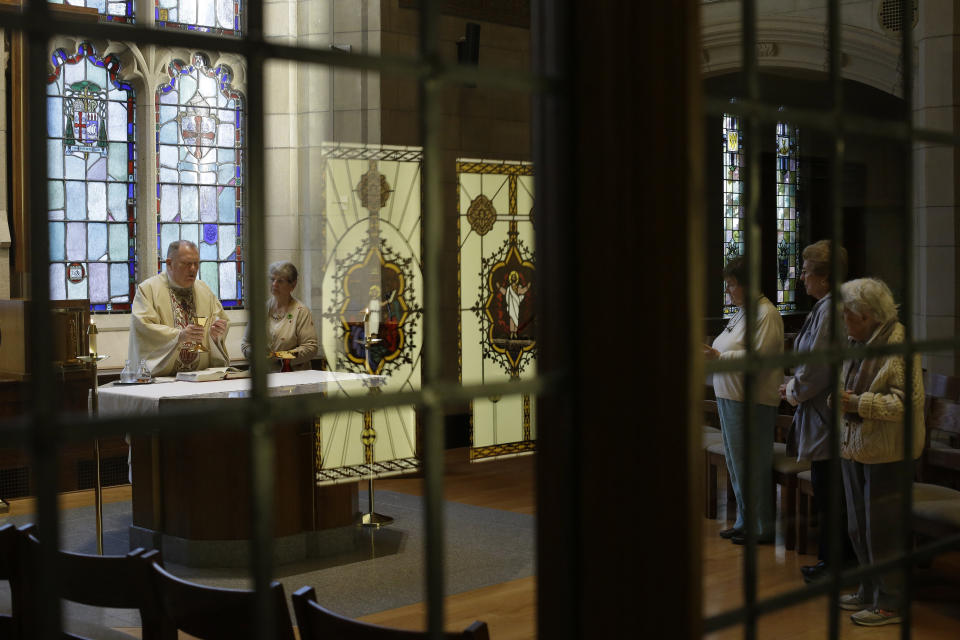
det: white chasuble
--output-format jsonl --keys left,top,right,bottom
{"left": 128, "top": 272, "right": 229, "bottom": 377}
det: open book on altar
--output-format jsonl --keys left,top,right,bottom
{"left": 175, "top": 366, "right": 251, "bottom": 382}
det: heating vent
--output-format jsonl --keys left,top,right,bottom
{"left": 879, "top": 0, "right": 918, "bottom": 34}
{"left": 78, "top": 456, "right": 129, "bottom": 490}
{"left": 0, "top": 466, "right": 30, "bottom": 499}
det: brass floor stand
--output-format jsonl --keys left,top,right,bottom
{"left": 360, "top": 476, "right": 394, "bottom": 528}
{"left": 358, "top": 322, "right": 392, "bottom": 529}
{"left": 78, "top": 353, "right": 108, "bottom": 555}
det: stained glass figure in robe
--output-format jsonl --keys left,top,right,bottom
{"left": 156, "top": 54, "right": 244, "bottom": 307}
{"left": 47, "top": 43, "right": 137, "bottom": 311}
{"left": 156, "top": 0, "right": 242, "bottom": 35}
{"left": 775, "top": 122, "right": 800, "bottom": 312}
{"left": 722, "top": 113, "right": 744, "bottom": 317}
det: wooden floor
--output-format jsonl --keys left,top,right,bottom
{"left": 359, "top": 451, "right": 536, "bottom": 639}
{"left": 12, "top": 449, "right": 960, "bottom": 639}
{"left": 362, "top": 449, "right": 960, "bottom": 639}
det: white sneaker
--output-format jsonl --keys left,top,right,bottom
{"left": 850, "top": 609, "right": 902, "bottom": 627}
{"left": 838, "top": 593, "right": 866, "bottom": 611}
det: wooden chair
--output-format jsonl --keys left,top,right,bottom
{"left": 704, "top": 399, "right": 721, "bottom": 429}
{"left": 912, "top": 482, "right": 960, "bottom": 541}
{"left": 772, "top": 412, "right": 811, "bottom": 552}
{"left": 13, "top": 524, "right": 162, "bottom": 640}
{"left": 704, "top": 439, "right": 736, "bottom": 521}
{"left": 0, "top": 524, "right": 21, "bottom": 638}
{"left": 146, "top": 558, "right": 296, "bottom": 640}
{"left": 796, "top": 469, "right": 815, "bottom": 555}
{"left": 703, "top": 399, "right": 735, "bottom": 520}
{"left": 919, "top": 373, "right": 960, "bottom": 489}
{"left": 292, "top": 586, "right": 490, "bottom": 640}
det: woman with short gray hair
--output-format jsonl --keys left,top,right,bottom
{"left": 835, "top": 277, "right": 924, "bottom": 627}
{"left": 780, "top": 240, "right": 855, "bottom": 584}
{"left": 241, "top": 261, "right": 319, "bottom": 372}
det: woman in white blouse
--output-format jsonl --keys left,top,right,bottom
{"left": 241, "top": 261, "right": 319, "bottom": 372}
{"left": 704, "top": 255, "right": 784, "bottom": 545}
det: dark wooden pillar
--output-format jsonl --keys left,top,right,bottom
{"left": 534, "top": 2, "right": 704, "bottom": 638}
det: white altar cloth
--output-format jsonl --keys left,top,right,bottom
{"left": 98, "top": 370, "right": 384, "bottom": 416}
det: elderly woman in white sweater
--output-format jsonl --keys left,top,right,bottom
{"left": 835, "top": 278, "right": 924, "bottom": 627}
{"left": 704, "top": 255, "right": 784, "bottom": 546}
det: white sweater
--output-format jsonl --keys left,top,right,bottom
{"left": 711, "top": 296, "right": 784, "bottom": 407}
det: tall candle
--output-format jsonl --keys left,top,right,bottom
{"left": 88, "top": 317, "right": 99, "bottom": 356}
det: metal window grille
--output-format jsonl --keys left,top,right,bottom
{"left": 879, "top": 0, "right": 918, "bottom": 34}
{"left": 0, "top": 2, "right": 553, "bottom": 638}
{"left": 703, "top": 1, "right": 960, "bottom": 638}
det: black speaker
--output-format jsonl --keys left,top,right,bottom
{"left": 456, "top": 22, "right": 481, "bottom": 65}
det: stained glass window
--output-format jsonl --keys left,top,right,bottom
{"left": 722, "top": 113, "right": 744, "bottom": 317}
{"left": 47, "top": 43, "right": 137, "bottom": 311}
{"left": 775, "top": 122, "right": 800, "bottom": 312}
{"left": 156, "top": 0, "right": 242, "bottom": 36}
{"left": 156, "top": 54, "right": 244, "bottom": 307}
{"left": 48, "top": 0, "right": 134, "bottom": 23}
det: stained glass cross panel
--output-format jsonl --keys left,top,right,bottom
{"left": 722, "top": 113, "right": 744, "bottom": 317}
{"left": 156, "top": 54, "right": 244, "bottom": 307}
{"left": 156, "top": 0, "right": 242, "bottom": 36}
{"left": 48, "top": 0, "right": 134, "bottom": 23}
{"left": 47, "top": 43, "right": 137, "bottom": 311}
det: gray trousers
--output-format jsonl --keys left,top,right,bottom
{"left": 841, "top": 458, "right": 909, "bottom": 612}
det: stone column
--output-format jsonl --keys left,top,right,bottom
{"left": 913, "top": 0, "right": 959, "bottom": 375}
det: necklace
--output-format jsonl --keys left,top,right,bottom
{"left": 725, "top": 309, "right": 744, "bottom": 333}
{"left": 270, "top": 301, "right": 289, "bottom": 321}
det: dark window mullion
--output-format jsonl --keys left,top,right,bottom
{"left": 26, "top": 0, "right": 62, "bottom": 637}
{"left": 825, "top": 1, "right": 846, "bottom": 638}
{"left": 242, "top": 1, "right": 273, "bottom": 639}
{"left": 419, "top": 2, "right": 446, "bottom": 639}
{"left": 741, "top": 1, "right": 761, "bottom": 639}
{"left": 897, "top": 1, "right": 916, "bottom": 637}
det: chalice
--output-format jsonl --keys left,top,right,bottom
{"left": 192, "top": 316, "right": 209, "bottom": 352}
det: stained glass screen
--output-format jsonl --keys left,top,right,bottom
{"left": 776, "top": 122, "right": 799, "bottom": 311}
{"left": 48, "top": 0, "right": 134, "bottom": 23}
{"left": 458, "top": 159, "right": 537, "bottom": 461}
{"left": 156, "top": 54, "right": 244, "bottom": 307}
{"left": 722, "top": 113, "right": 744, "bottom": 317}
{"left": 156, "top": 0, "right": 242, "bottom": 35}
{"left": 317, "top": 144, "right": 423, "bottom": 483}
{"left": 47, "top": 43, "right": 137, "bottom": 311}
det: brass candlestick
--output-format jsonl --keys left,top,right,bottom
{"left": 79, "top": 324, "right": 109, "bottom": 555}
{"left": 358, "top": 309, "right": 392, "bottom": 529}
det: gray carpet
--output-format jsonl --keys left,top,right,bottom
{"left": 0, "top": 489, "right": 534, "bottom": 639}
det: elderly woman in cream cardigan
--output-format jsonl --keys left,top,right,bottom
{"left": 833, "top": 277, "right": 924, "bottom": 628}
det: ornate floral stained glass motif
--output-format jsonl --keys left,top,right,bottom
{"left": 722, "top": 113, "right": 744, "bottom": 317}
{"left": 458, "top": 159, "right": 536, "bottom": 462}
{"left": 156, "top": 54, "right": 244, "bottom": 307}
{"left": 316, "top": 144, "right": 423, "bottom": 484}
{"left": 776, "top": 122, "right": 800, "bottom": 312}
{"left": 47, "top": 43, "right": 136, "bottom": 311}
{"left": 48, "top": 0, "right": 134, "bottom": 22}
{"left": 156, "top": 0, "right": 242, "bottom": 36}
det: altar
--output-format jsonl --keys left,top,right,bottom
{"left": 98, "top": 370, "right": 384, "bottom": 567}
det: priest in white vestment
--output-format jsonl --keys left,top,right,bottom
{"left": 128, "top": 240, "right": 230, "bottom": 377}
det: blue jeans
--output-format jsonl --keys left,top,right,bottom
{"left": 717, "top": 398, "right": 777, "bottom": 538}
